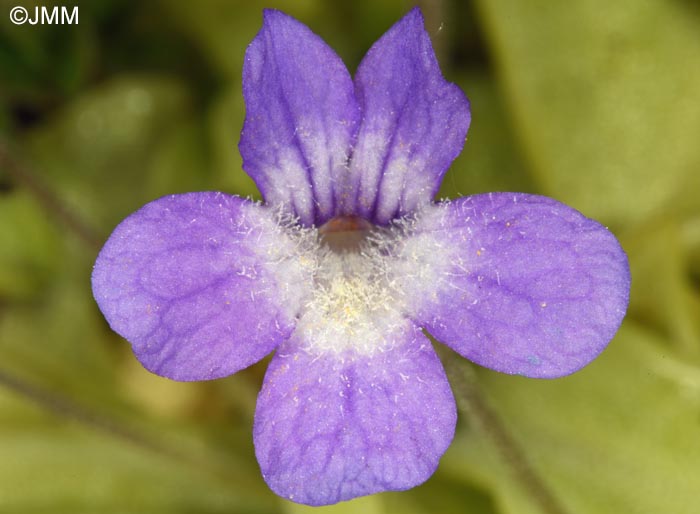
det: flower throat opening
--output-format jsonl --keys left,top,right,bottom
{"left": 318, "top": 216, "right": 374, "bottom": 253}
{"left": 294, "top": 214, "right": 409, "bottom": 356}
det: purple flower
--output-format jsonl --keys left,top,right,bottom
{"left": 92, "top": 8, "right": 630, "bottom": 506}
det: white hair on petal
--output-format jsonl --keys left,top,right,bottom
{"left": 247, "top": 201, "right": 457, "bottom": 358}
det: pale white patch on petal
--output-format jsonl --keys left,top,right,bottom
{"left": 256, "top": 203, "right": 457, "bottom": 358}
{"left": 389, "top": 202, "right": 462, "bottom": 314}
{"left": 239, "top": 202, "right": 318, "bottom": 326}
{"left": 374, "top": 151, "right": 430, "bottom": 224}
{"left": 294, "top": 248, "right": 410, "bottom": 356}
{"left": 260, "top": 147, "right": 315, "bottom": 225}
{"left": 352, "top": 131, "right": 393, "bottom": 214}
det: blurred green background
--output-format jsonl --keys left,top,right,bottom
{"left": 1, "top": 0, "right": 699, "bottom": 513}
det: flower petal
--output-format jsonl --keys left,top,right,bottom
{"left": 92, "top": 193, "right": 312, "bottom": 381}
{"left": 401, "top": 194, "right": 630, "bottom": 378}
{"left": 253, "top": 324, "right": 456, "bottom": 505}
{"left": 240, "top": 9, "right": 360, "bottom": 226}
{"left": 349, "top": 8, "right": 471, "bottom": 225}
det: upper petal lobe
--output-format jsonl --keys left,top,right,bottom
{"left": 240, "top": 10, "right": 361, "bottom": 226}
{"left": 349, "top": 8, "right": 471, "bottom": 224}
{"left": 92, "top": 192, "right": 312, "bottom": 380}
{"left": 253, "top": 324, "right": 456, "bottom": 505}
{"left": 401, "top": 194, "right": 630, "bottom": 378}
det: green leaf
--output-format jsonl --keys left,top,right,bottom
{"left": 476, "top": 0, "right": 700, "bottom": 225}
{"left": 282, "top": 494, "right": 384, "bottom": 514}
{"left": 0, "top": 416, "right": 278, "bottom": 514}
{"left": 0, "top": 191, "right": 60, "bottom": 299}
{"left": 444, "top": 324, "right": 700, "bottom": 514}
{"left": 623, "top": 218, "right": 700, "bottom": 359}
{"left": 0, "top": 264, "right": 118, "bottom": 405}
{"left": 20, "top": 75, "right": 193, "bottom": 231}
{"left": 439, "top": 72, "right": 536, "bottom": 200}
{"left": 206, "top": 85, "right": 259, "bottom": 199}
{"left": 160, "top": 0, "right": 318, "bottom": 80}
{"left": 383, "top": 470, "right": 498, "bottom": 514}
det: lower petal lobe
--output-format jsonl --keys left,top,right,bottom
{"left": 253, "top": 324, "right": 456, "bottom": 505}
{"left": 92, "top": 193, "right": 311, "bottom": 381}
{"left": 409, "top": 194, "right": 630, "bottom": 378}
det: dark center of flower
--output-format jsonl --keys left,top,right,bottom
{"left": 318, "top": 216, "right": 374, "bottom": 253}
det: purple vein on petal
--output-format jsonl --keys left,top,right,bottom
{"left": 240, "top": 9, "right": 361, "bottom": 226}
{"left": 392, "top": 194, "right": 630, "bottom": 378}
{"left": 349, "top": 8, "right": 471, "bottom": 225}
{"left": 92, "top": 193, "right": 315, "bottom": 381}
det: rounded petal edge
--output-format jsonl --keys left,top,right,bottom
{"left": 349, "top": 7, "right": 471, "bottom": 224}
{"left": 92, "top": 192, "right": 313, "bottom": 381}
{"left": 253, "top": 324, "right": 456, "bottom": 505}
{"left": 397, "top": 194, "right": 630, "bottom": 378}
{"left": 240, "top": 9, "right": 361, "bottom": 226}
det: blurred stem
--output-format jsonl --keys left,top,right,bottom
{"left": 440, "top": 348, "right": 570, "bottom": 514}
{"left": 0, "top": 367, "right": 272, "bottom": 502}
{"left": 0, "top": 141, "right": 102, "bottom": 250}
